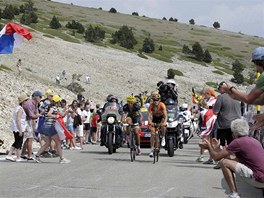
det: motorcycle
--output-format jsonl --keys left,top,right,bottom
{"left": 164, "top": 98, "right": 184, "bottom": 157}
{"left": 178, "top": 109, "right": 197, "bottom": 144}
{"left": 101, "top": 102, "right": 123, "bottom": 154}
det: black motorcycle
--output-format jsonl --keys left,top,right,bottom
{"left": 164, "top": 98, "right": 184, "bottom": 157}
{"left": 100, "top": 102, "right": 122, "bottom": 154}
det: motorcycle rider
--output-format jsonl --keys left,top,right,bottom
{"left": 148, "top": 91, "right": 168, "bottom": 157}
{"left": 157, "top": 79, "right": 178, "bottom": 104}
{"left": 122, "top": 95, "right": 143, "bottom": 155}
{"left": 100, "top": 95, "right": 123, "bottom": 146}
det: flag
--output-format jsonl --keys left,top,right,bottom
{"left": 199, "top": 108, "right": 217, "bottom": 138}
{"left": 0, "top": 23, "right": 32, "bottom": 54}
{"left": 55, "top": 116, "right": 74, "bottom": 140}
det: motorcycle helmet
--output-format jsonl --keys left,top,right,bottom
{"left": 252, "top": 47, "right": 264, "bottom": 61}
{"left": 109, "top": 95, "right": 118, "bottom": 103}
{"left": 151, "top": 90, "right": 160, "bottom": 100}
{"left": 52, "top": 95, "right": 61, "bottom": 103}
{"left": 180, "top": 103, "right": 188, "bottom": 111}
{"left": 126, "top": 95, "right": 136, "bottom": 103}
{"left": 166, "top": 79, "right": 176, "bottom": 87}
{"left": 157, "top": 81, "right": 164, "bottom": 88}
{"left": 106, "top": 94, "right": 113, "bottom": 102}
{"left": 165, "top": 98, "right": 175, "bottom": 105}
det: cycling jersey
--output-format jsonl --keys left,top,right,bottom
{"left": 123, "top": 103, "right": 140, "bottom": 118}
{"left": 148, "top": 102, "right": 166, "bottom": 117}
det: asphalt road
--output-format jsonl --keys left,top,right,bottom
{"left": 0, "top": 137, "right": 262, "bottom": 198}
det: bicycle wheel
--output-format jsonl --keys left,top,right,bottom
{"left": 156, "top": 148, "right": 159, "bottom": 162}
{"left": 130, "top": 133, "right": 136, "bottom": 162}
{"left": 153, "top": 148, "right": 156, "bottom": 164}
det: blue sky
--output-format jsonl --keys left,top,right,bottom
{"left": 54, "top": 0, "right": 264, "bottom": 38}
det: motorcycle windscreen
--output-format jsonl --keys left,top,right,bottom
{"left": 167, "top": 105, "right": 178, "bottom": 121}
{"left": 101, "top": 102, "right": 122, "bottom": 121}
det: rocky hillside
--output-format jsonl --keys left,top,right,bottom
{"left": 0, "top": 30, "right": 233, "bottom": 151}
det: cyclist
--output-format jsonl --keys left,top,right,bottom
{"left": 122, "top": 95, "right": 143, "bottom": 155}
{"left": 147, "top": 91, "right": 168, "bottom": 157}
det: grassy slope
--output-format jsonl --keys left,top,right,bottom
{"left": 1, "top": 0, "right": 264, "bottom": 77}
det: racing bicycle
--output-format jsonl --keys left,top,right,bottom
{"left": 153, "top": 123, "right": 161, "bottom": 164}
{"left": 123, "top": 123, "right": 139, "bottom": 162}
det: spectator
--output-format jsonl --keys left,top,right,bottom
{"left": 62, "top": 70, "right": 66, "bottom": 79}
{"left": 56, "top": 75, "right": 60, "bottom": 85}
{"left": 66, "top": 100, "right": 80, "bottom": 149}
{"left": 76, "top": 102, "right": 85, "bottom": 149}
{"left": 96, "top": 104, "right": 102, "bottom": 142}
{"left": 83, "top": 103, "right": 91, "bottom": 144}
{"left": 35, "top": 95, "right": 70, "bottom": 164}
{"left": 196, "top": 88, "right": 217, "bottom": 164}
{"left": 6, "top": 94, "right": 29, "bottom": 162}
{"left": 90, "top": 106, "right": 99, "bottom": 144}
{"left": 222, "top": 47, "right": 264, "bottom": 105}
{"left": 213, "top": 82, "right": 242, "bottom": 169}
{"left": 196, "top": 99, "right": 217, "bottom": 163}
{"left": 199, "top": 119, "right": 264, "bottom": 198}
{"left": 85, "top": 75, "right": 91, "bottom": 84}
{"left": 21, "top": 91, "right": 43, "bottom": 161}
{"left": 16, "top": 59, "right": 22, "bottom": 76}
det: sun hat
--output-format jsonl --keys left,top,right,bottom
{"left": 32, "top": 91, "right": 44, "bottom": 97}
{"left": 252, "top": 47, "right": 264, "bottom": 61}
{"left": 18, "top": 94, "right": 29, "bottom": 104}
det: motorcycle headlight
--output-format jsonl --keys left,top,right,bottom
{"left": 178, "top": 117, "right": 184, "bottom": 123}
{"left": 107, "top": 117, "right": 115, "bottom": 124}
{"left": 168, "top": 117, "right": 174, "bottom": 122}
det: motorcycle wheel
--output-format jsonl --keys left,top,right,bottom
{"left": 183, "top": 131, "right": 188, "bottom": 144}
{"left": 167, "top": 139, "right": 174, "bottom": 157}
{"left": 108, "top": 133, "right": 113, "bottom": 155}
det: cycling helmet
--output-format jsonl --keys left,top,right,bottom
{"left": 126, "top": 95, "right": 136, "bottom": 103}
{"left": 252, "top": 47, "right": 264, "bottom": 61}
{"left": 52, "top": 95, "right": 61, "bottom": 103}
{"left": 166, "top": 79, "right": 176, "bottom": 86}
{"left": 165, "top": 98, "right": 175, "bottom": 105}
{"left": 45, "top": 89, "right": 53, "bottom": 98}
{"left": 151, "top": 90, "right": 160, "bottom": 100}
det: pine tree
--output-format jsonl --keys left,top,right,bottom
{"left": 203, "top": 49, "right": 212, "bottom": 63}
{"left": 192, "top": 42, "right": 204, "bottom": 61}
{"left": 50, "top": 16, "right": 61, "bottom": 29}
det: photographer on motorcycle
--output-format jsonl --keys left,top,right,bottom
{"left": 157, "top": 79, "right": 178, "bottom": 104}
{"left": 100, "top": 95, "right": 123, "bottom": 147}
{"left": 148, "top": 91, "right": 167, "bottom": 157}
{"left": 122, "top": 95, "right": 143, "bottom": 155}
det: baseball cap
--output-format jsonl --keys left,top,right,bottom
{"left": 32, "top": 91, "right": 44, "bottom": 97}
{"left": 252, "top": 47, "right": 264, "bottom": 61}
